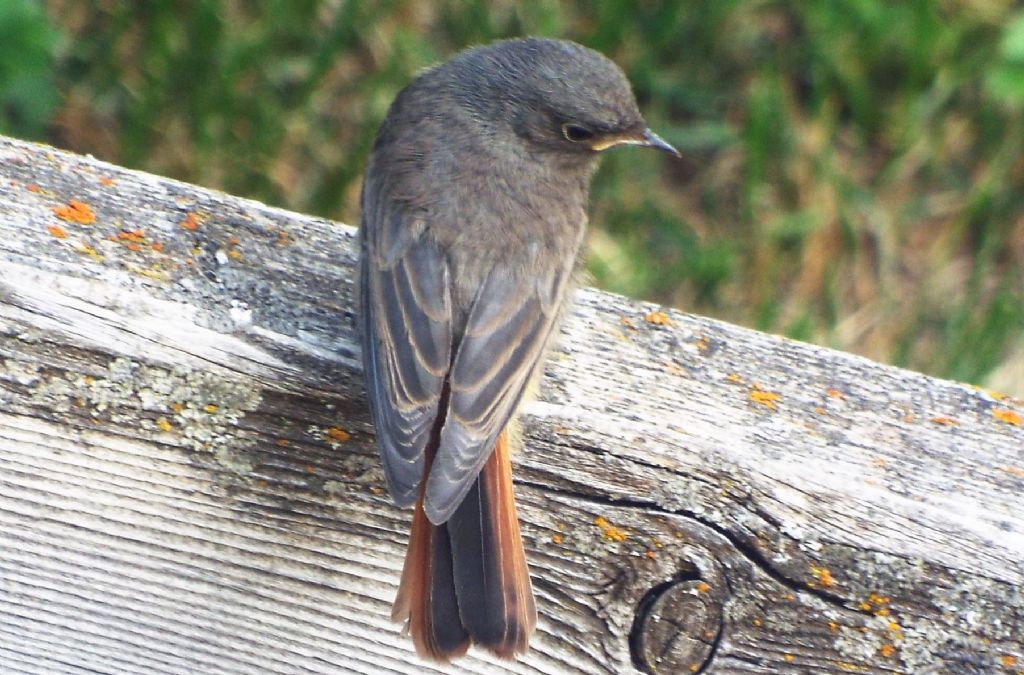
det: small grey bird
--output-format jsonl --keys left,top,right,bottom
{"left": 359, "top": 37, "right": 678, "bottom": 662}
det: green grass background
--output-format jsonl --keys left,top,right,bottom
{"left": 3, "top": 0, "right": 1023, "bottom": 395}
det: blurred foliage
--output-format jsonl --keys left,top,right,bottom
{"left": 0, "top": 0, "right": 58, "bottom": 137}
{"left": 4, "top": 0, "right": 1023, "bottom": 393}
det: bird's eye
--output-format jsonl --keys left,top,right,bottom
{"left": 561, "top": 123, "right": 595, "bottom": 143}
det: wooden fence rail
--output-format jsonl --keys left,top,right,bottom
{"left": 0, "top": 136, "right": 1021, "bottom": 674}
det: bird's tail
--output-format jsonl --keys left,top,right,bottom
{"left": 391, "top": 428, "right": 537, "bottom": 661}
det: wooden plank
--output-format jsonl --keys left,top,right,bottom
{"left": 0, "top": 135, "right": 1021, "bottom": 674}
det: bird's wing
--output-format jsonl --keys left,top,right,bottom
{"left": 422, "top": 259, "right": 572, "bottom": 524}
{"left": 360, "top": 175, "right": 453, "bottom": 508}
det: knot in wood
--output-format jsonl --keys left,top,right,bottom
{"left": 629, "top": 553, "right": 724, "bottom": 674}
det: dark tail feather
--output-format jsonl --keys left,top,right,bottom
{"left": 392, "top": 429, "right": 536, "bottom": 661}
{"left": 449, "top": 429, "right": 537, "bottom": 657}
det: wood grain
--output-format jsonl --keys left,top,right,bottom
{"left": 0, "top": 136, "right": 1022, "bottom": 674}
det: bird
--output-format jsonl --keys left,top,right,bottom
{"left": 358, "top": 36, "right": 678, "bottom": 662}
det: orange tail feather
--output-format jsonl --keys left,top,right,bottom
{"left": 392, "top": 429, "right": 536, "bottom": 661}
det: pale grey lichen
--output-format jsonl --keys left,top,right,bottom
{"left": 2, "top": 359, "right": 41, "bottom": 386}
{"left": 22, "top": 354, "right": 262, "bottom": 472}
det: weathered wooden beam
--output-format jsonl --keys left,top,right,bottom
{"left": 0, "top": 135, "right": 1021, "bottom": 674}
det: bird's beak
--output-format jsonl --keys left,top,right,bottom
{"left": 590, "top": 127, "right": 681, "bottom": 157}
{"left": 640, "top": 128, "right": 681, "bottom": 157}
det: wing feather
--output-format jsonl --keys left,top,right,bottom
{"left": 360, "top": 181, "right": 452, "bottom": 507}
{"left": 423, "top": 266, "right": 570, "bottom": 524}
{"left": 362, "top": 155, "right": 578, "bottom": 523}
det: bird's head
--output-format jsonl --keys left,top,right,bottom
{"left": 445, "top": 38, "right": 679, "bottom": 160}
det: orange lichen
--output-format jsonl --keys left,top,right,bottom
{"left": 135, "top": 266, "right": 169, "bottom": 281}
{"left": 551, "top": 533, "right": 563, "bottom": 545}
{"left": 169, "top": 402, "right": 185, "bottom": 413}
{"left": 727, "top": 372, "right": 743, "bottom": 383}
{"left": 204, "top": 404, "right": 219, "bottom": 414}
{"left": 887, "top": 621, "right": 904, "bottom": 641}
{"left": 151, "top": 242, "right": 163, "bottom": 252}
{"left": 828, "top": 621, "right": 840, "bottom": 633}
{"left": 276, "top": 438, "right": 290, "bottom": 447}
{"left": 973, "top": 385, "right": 1010, "bottom": 400}
{"left": 76, "top": 242, "right": 99, "bottom": 259}
{"left": 810, "top": 565, "right": 836, "bottom": 588}
{"left": 155, "top": 417, "right": 172, "bottom": 432}
{"left": 784, "top": 654, "right": 794, "bottom": 663}
{"left": 228, "top": 248, "right": 242, "bottom": 260}
{"left": 993, "top": 408, "right": 1022, "bottom": 426}
{"left": 593, "top": 516, "right": 628, "bottom": 542}
{"left": 858, "top": 593, "right": 893, "bottom": 618}
{"left": 180, "top": 211, "right": 202, "bottom": 230}
{"left": 1002, "top": 465, "right": 1024, "bottom": 478}
{"left": 326, "top": 427, "right": 351, "bottom": 442}
{"left": 663, "top": 362, "right": 684, "bottom": 376}
{"left": 99, "top": 176, "right": 115, "bottom": 186}
{"left": 696, "top": 582, "right": 711, "bottom": 593}
{"left": 1001, "top": 655, "right": 1017, "bottom": 667}
{"left": 826, "top": 388, "right": 845, "bottom": 399}
{"left": 879, "top": 644, "right": 896, "bottom": 658}
{"left": 53, "top": 199, "right": 96, "bottom": 224}
{"left": 47, "top": 224, "right": 67, "bottom": 239}
{"left": 643, "top": 310, "right": 673, "bottom": 326}
{"left": 749, "top": 388, "right": 781, "bottom": 410}
{"left": 117, "top": 229, "right": 145, "bottom": 242}
{"left": 27, "top": 183, "right": 40, "bottom": 192}
{"left": 752, "top": 617, "right": 762, "bottom": 627}
{"left": 76, "top": 244, "right": 103, "bottom": 262}
{"left": 930, "top": 416, "right": 959, "bottom": 426}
